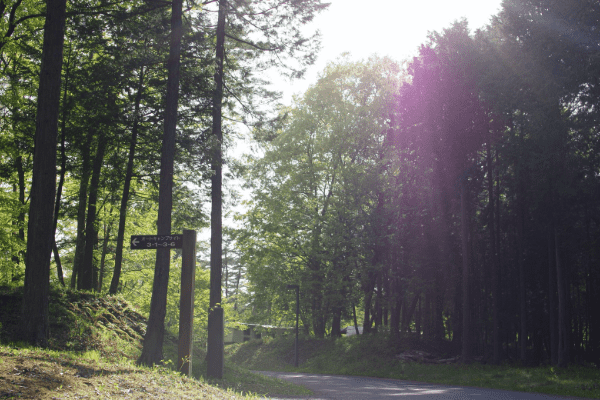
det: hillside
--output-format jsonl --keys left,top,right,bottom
{"left": 0, "top": 286, "right": 249, "bottom": 399}
{"left": 1, "top": 286, "right": 148, "bottom": 357}
{"left": 0, "top": 344, "right": 243, "bottom": 399}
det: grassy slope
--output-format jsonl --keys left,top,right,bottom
{"left": 226, "top": 334, "right": 600, "bottom": 399}
{"left": 0, "top": 344, "right": 245, "bottom": 399}
{"left": 0, "top": 286, "right": 308, "bottom": 399}
{"left": 3, "top": 285, "right": 598, "bottom": 399}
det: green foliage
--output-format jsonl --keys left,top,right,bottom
{"left": 0, "top": 191, "right": 26, "bottom": 284}
{"left": 227, "top": 334, "right": 600, "bottom": 398}
{"left": 240, "top": 56, "right": 404, "bottom": 335}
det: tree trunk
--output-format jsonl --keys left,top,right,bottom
{"left": 389, "top": 277, "right": 401, "bottom": 342}
{"left": 15, "top": 155, "right": 26, "bottom": 267}
{"left": 79, "top": 132, "right": 105, "bottom": 288}
{"left": 374, "top": 271, "right": 383, "bottom": 332}
{"left": 586, "top": 216, "right": 600, "bottom": 365}
{"left": 415, "top": 293, "right": 422, "bottom": 336}
{"left": 402, "top": 289, "right": 422, "bottom": 333}
{"left": 331, "top": 307, "right": 341, "bottom": 338}
{"left": 555, "top": 227, "right": 570, "bottom": 367}
{"left": 362, "top": 274, "right": 376, "bottom": 334}
{"left": 71, "top": 132, "right": 93, "bottom": 288}
{"left": 52, "top": 159, "right": 65, "bottom": 287}
{"left": 310, "top": 274, "right": 326, "bottom": 338}
{"left": 21, "top": 0, "right": 67, "bottom": 346}
{"left": 206, "top": 0, "right": 227, "bottom": 379}
{"left": 548, "top": 228, "right": 558, "bottom": 365}
{"left": 495, "top": 152, "right": 503, "bottom": 359}
{"left": 51, "top": 45, "right": 71, "bottom": 287}
{"left": 137, "top": 0, "right": 182, "bottom": 367}
{"left": 52, "top": 242, "right": 64, "bottom": 285}
{"left": 98, "top": 220, "right": 112, "bottom": 292}
{"left": 209, "top": 0, "right": 225, "bottom": 311}
{"left": 461, "top": 180, "right": 472, "bottom": 363}
{"left": 79, "top": 133, "right": 107, "bottom": 290}
{"left": 487, "top": 144, "right": 500, "bottom": 364}
{"left": 363, "top": 293, "right": 372, "bottom": 335}
{"left": 423, "top": 289, "right": 432, "bottom": 339}
{"left": 223, "top": 247, "right": 229, "bottom": 297}
{"left": 233, "top": 270, "right": 241, "bottom": 310}
{"left": 517, "top": 178, "right": 527, "bottom": 363}
{"left": 109, "top": 67, "right": 145, "bottom": 295}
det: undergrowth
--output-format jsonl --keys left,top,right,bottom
{"left": 227, "top": 334, "right": 600, "bottom": 399}
{"left": 0, "top": 286, "right": 307, "bottom": 399}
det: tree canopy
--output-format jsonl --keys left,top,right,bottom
{"left": 2, "top": 0, "right": 600, "bottom": 368}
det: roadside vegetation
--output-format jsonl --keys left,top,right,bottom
{"left": 2, "top": 286, "right": 599, "bottom": 399}
{"left": 226, "top": 334, "right": 600, "bottom": 399}
{"left": 3, "top": 0, "right": 600, "bottom": 376}
{"left": 0, "top": 286, "right": 309, "bottom": 399}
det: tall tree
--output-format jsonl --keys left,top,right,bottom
{"left": 402, "top": 21, "right": 494, "bottom": 355}
{"left": 20, "top": 0, "right": 67, "bottom": 345}
{"left": 137, "top": 0, "right": 183, "bottom": 367}
{"left": 109, "top": 66, "right": 145, "bottom": 295}
{"left": 206, "top": 0, "right": 226, "bottom": 379}
{"left": 243, "top": 56, "right": 402, "bottom": 338}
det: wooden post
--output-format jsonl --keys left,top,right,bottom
{"left": 178, "top": 229, "right": 196, "bottom": 376}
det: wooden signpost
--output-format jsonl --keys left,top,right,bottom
{"left": 131, "top": 231, "right": 196, "bottom": 377}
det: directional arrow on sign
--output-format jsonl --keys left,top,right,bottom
{"left": 130, "top": 234, "right": 183, "bottom": 249}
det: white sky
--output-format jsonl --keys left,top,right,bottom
{"left": 276, "top": 0, "right": 504, "bottom": 103}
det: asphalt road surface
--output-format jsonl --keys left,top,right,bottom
{"left": 256, "top": 371, "right": 587, "bottom": 399}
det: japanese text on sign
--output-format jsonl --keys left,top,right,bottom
{"left": 130, "top": 235, "right": 184, "bottom": 249}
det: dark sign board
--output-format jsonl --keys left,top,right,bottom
{"left": 131, "top": 235, "right": 183, "bottom": 249}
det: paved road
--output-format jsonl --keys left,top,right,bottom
{"left": 256, "top": 371, "right": 587, "bottom": 399}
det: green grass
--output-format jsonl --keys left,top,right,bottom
{"left": 200, "top": 361, "right": 312, "bottom": 398}
{"left": 226, "top": 334, "right": 600, "bottom": 399}
{"left": 0, "top": 287, "right": 308, "bottom": 399}
{"left": 0, "top": 343, "right": 257, "bottom": 399}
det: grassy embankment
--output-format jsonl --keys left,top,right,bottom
{"left": 226, "top": 332, "right": 600, "bottom": 399}
{"left": 2, "top": 285, "right": 599, "bottom": 399}
{"left": 0, "top": 286, "right": 309, "bottom": 399}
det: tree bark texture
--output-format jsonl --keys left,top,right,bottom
{"left": 209, "top": 0, "right": 225, "bottom": 311}
{"left": 137, "top": 0, "right": 182, "bottom": 367}
{"left": 206, "top": 0, "right": 226, "bottom": 379}
{"left": 21, "top": 0, "right": 67, "bottom": 346}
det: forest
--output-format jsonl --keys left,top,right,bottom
{"left": 1, "top": 0, "right": 599, "bottom": 369}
